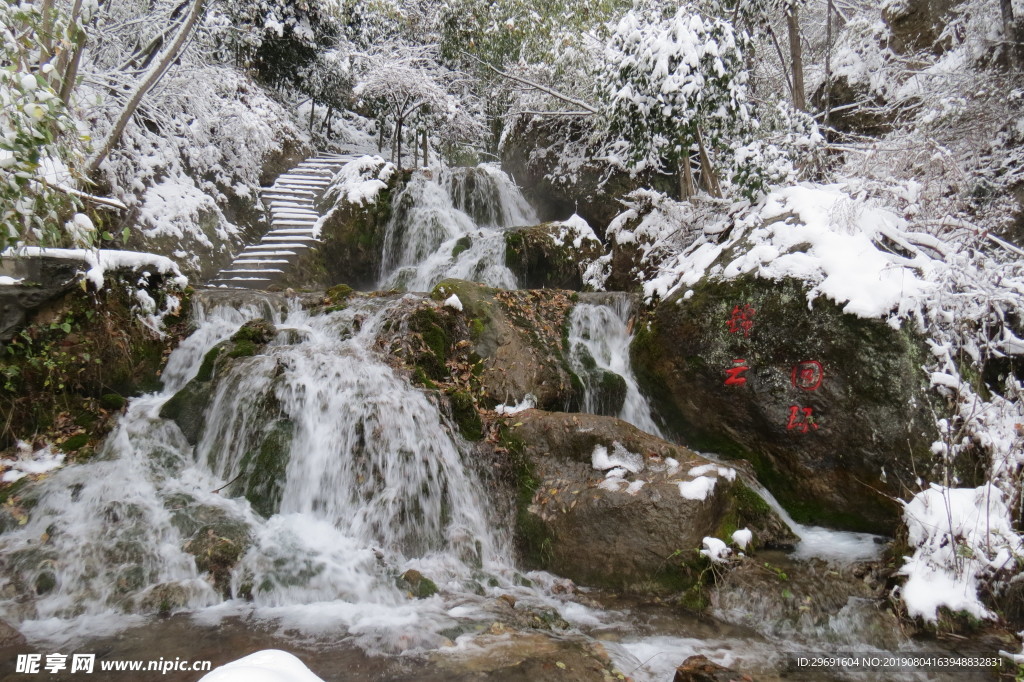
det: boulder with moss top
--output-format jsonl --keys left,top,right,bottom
{"left": 504, "top": 221, "right": 604, "bottom": 290}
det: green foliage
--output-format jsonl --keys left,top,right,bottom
{"left": 0, "top": 2, "right": 85, "bottom": 248}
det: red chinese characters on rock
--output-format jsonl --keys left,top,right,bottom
{"left": 727, "top": 304, "right": 756, "bottom": 337}
{"left": 786, "top": 405, "right": 819, "bottom": 432}
{"left": 724, "top": 359, "right": 749, "bottom": 386}
{"left": 791, "top": 360, "right": 823, "bottom": 391}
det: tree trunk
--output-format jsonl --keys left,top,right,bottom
{"left": 86, "top": 0, "right": 207, "bottom": 175}
{"left": 679, "top": 147, "right": 695, "bottom": 202}
{"left": 786, "top": 3, "right": 806, "bottom": 111}
{"left": 695, "top": 129, "right": 721, "bottom": 198}
{"left": 395, "top": 118, "right": 403, "bottom": 169}
{"left": 324, "top": 106, "right": 333, "bottom": 135}
{"left": 422, "top": 130, "right": 429, "bottom": 167}
{"left": 824, "top": 0, "right": 834, "bottom": 124}
{"left": 378, "top": 121, "right": 385, "bottom": 154}
{"left": 1000, "top": 0, "right": 1021, "bottom": 70}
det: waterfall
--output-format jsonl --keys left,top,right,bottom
{"left": 378, "top": 164, "right": 536, "bottom": 292}
{"left": 0, "top": 294, "right": 518, "bottom": 651}
{"left": 566, "top": 294, "right": 664, "bottom": 438}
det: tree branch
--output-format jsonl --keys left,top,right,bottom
{"left": 86, "top": 0, "right": 207, "bottom": 176}
{"left": 465, "top": 53, "right": 598, "bottom": 114}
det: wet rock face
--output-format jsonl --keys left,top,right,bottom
{"left": 503, "top": 410, "right": 793, "bottom": 591}
{"left": 504, "top": 223, "right": 604, "bottom": 291}
{"left": 500, "top": 117, "right": 675, "bottom": 237}
{"left": 313, "top": 170, "right": 405, "bottom": 291}
{"left": 631, "top": 275, "right": 937, "bottom": 534}
{"left": 428, "top": 280, "right": 581, "bottom": 411}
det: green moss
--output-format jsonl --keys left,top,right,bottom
{"left": 325, "top": 283, "right": 355, "bottom": 304}
{"left": 451, "top": 236, "right": 472, "bottom": 259}
{"left": 99, "top": 393, "right": 127, "bottom": 410}
{"left": 229, "top": 319, "right": 276, "bottom": 345}
{"left": 448, "top": 391, "right": 482, "bottom": 441}
{"left": 398, "top": 569, "right": 439, "bottom": 599}
{"left": 501, "top": 426, "right": 553, "bottom": 568}
{"left": 469, "top": 317, "right": 486, "bottom": 340}
{"left": 412, "top": 367, "right": 438, "bottom": 390}
{"left": 231, "top": 419, "right": 293, "bottom": 518}
{"left": 226, "top": 339, "right": 257, "bottom": 358}
{"left": 196, "top": 346, "right": 221, "bottom": 383}
{"left": 409, "top": 307, "right": 452, "bottom": 381}
{"left": 60, "top": 434, "right": 89, "bottom": 452}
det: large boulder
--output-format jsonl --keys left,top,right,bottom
{"left": 631, "top": 275, "right": 936, "bottom": 534}
{"left": 882, "top": 0, "right": 958, "bottom": 55}
{"left": 500, "top": 116, "right": 676, "bottom": 237}
{"left": 501, "top": 410, "right": 793, "bottom": 592}
{"left": 309, "top": 162, "right": 405, "bottom": 291}
{"left": 426, "top": 280, "right": 582, "bottom": 411}
{"left": 0, "top": 254, "right": 190, "bottom": 452}
{"left": 504, "top": 219, "right": 604, "bottom": 290}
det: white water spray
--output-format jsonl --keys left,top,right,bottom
{"left": 566, "top": 295, "right": 664, "bottom": 437}
{"left": 378, "top": 165, "right": 536, "bottom": 292}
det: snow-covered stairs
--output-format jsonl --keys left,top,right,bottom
{"left": 209, "top": 153, "right": 357, "bottom": 289}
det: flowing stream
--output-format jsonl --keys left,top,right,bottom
{"left": 0, "top": 164, "right": 998, "bottom": 681}
{"left": 378, "top": 165, "right": 535, "bottom": 292}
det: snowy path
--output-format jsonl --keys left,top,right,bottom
{"left": 208, "top": 153, "right": 357, "bottom": 289}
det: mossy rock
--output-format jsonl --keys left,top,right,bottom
{"left": 503, "top": 223, "right": 604, "bottom": 290}
{"left": 447, "top": 390, "right": 482, "bottom": 441}
{"left": 228, "top": 419, "right": 293, "bottom": 517}
{"left": 631, "top": 275, "right": 936, "bottom": 534}
{"left": 59, "top": 433, "right": 89, "bottom": 452}
{"left": 99, "top": 393, "right": 127, "bottom": 410}
{"left": 231, "top": 319, "right": 276, "bottom": 345}
{"left": 397, "top": 569, "right": 438, "bottom": 599}
{"left": 451, "top": 236, "right": 472, "bottom": 259}
{"left": 184, "top": 520, "right": 252, "bottom": 597}
{"left": 159, "top": 375, "right": 216, "bottom": 446}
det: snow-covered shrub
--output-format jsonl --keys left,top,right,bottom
{"left": 596, "top": 5, "right": 751, "bottom": 198}
{"left": 898, "top": 484, "right": 1023, "bottom": 623}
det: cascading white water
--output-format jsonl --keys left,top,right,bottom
{"left": 0, "top": 294, "right": 528, "bottom": 651}
{"left": 378, "top": 164, "right": 536, "bottom": 292}
{"left": 567, "top": 295, "right": 664, "bottom": 438}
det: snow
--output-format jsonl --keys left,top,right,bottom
{"left": 590, "top": 442, "right": 644, "bottom": 474}
{"left": 197, "top": 650, "right": 324, "bottom": 682}
{"left": 443, "top": 294, "right": 463, "bottom": 311}
{"left": 1, "top": 247, "right": 187, "bottom": 290}
{"left": 0, "top": 444, "right": 65, "bottom": 483}
{"left": 494, "top": 394, "right": 536, "bottom": 415}
{"left": 0, "top": 276, "right": 23, "bottom": 285}
{"left": 688, "top": 463, "right": 736, "bottom": 482}
{"left": 556, "top": 214, "right": 600, "bottom": 249}
{"left": 731, "top": 528, "right": 752, "bottom": 550}
{"left": 320, "top": 155, "right": 396, "bottom": 209}
{"left": 677, "top": 476, "right": 716, "bottom": 501}
{"left": 700, "top": 537, "right": 730, "bottom": 563}
{"left": 898, "top": 484, "right": 1023, "bottom": 622}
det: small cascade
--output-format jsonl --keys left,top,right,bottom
{"left": 378, "top": 164, "right": 536, "bottom": 292}
{"left": 0, "top": 294, "right": 519, "bottom": 651}
{"left": 567, "top": 294, "right": 664, "bottom": 437}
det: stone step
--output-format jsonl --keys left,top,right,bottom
{"left": 239, "top": 249, "right": 302, "bottom": 257}
{"left": 270, "top": 220, "right": 318, "bottom": 227}
{"left": 259, "top": 235, "right": 319, "bottom": 243}
{"left": 234, "top": 259, "right": 292, "bottom": 265}
{"left": 267, "top": 227, "right": 316, "bottom": 235}
{"left": 219, "top": 268, "right": 286, "bottom": 275}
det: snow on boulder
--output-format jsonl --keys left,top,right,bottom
{"left": 503, "top": 410, "right": 794, "bottom": 590}
{"left": 443, "top": 294, "right": 463, "bottom": 311}
{"left": 198, "top": 650, "right": 324, "bottom": 682}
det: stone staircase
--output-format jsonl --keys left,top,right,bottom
{"left": 209, "top": 152, "right": 358, "bottom": 289}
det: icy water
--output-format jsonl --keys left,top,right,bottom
{"left": 0, "top": 165, "right": 1005, "bottom": 681}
